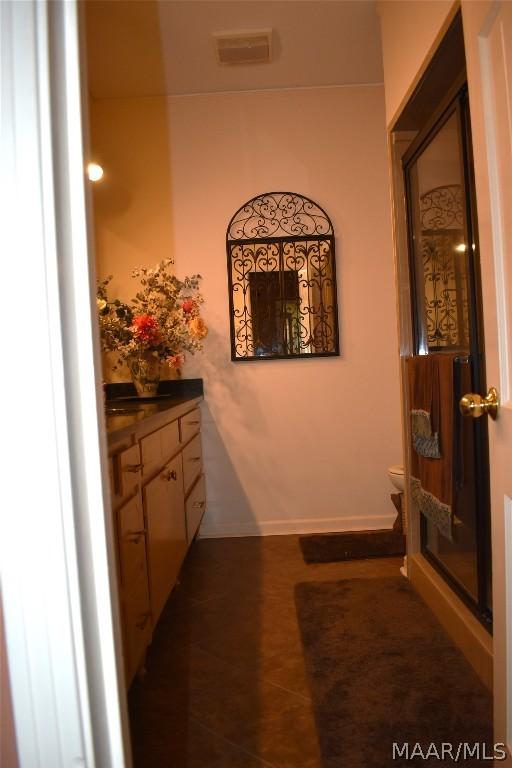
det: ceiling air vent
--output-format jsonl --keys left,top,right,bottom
{"left": 214, "top": 29, "right": 273, "bottom": 66}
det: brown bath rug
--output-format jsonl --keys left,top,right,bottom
{"left": 295, "top": 577, "right": 492, "bottom": 767}
{"left": 299, "top": 529, "right": 405, "bottom": 563}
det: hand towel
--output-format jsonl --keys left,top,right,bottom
{"left": 407, "top": 353, "right": 460, "bottom": 541}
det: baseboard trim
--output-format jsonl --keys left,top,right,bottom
{"left": 409, "top": 553, "right": 493, "bottom": 690}
{"left": 198, "top": 514, "right": 396, "bottom": 539}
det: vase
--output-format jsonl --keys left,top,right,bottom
{"left": 129, "top": 352, "right": 161, "bottom": 397}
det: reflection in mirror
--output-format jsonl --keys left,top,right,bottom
{"left": 227, "top": 192, "right": 340, "bottom": 360}
{"left": 408, "top": 112, "right": 470, "bottom": 353}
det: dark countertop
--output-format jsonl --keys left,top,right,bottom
{"left": 105, "top": 379, "right": 203, "bottom": 443}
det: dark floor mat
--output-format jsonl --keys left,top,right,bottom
{"left": 295, "top": 577, "right": 492, "bottom": 767}
{"left": 299, "top": 530, "right": 405, "bottom": 563}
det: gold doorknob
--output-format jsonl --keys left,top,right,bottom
{"left": 459, "top": 387, "right": 499, "bottom": 420}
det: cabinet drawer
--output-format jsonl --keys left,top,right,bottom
{"left": 186, "top": 474, "right": 206, "bottom": 544}
{"left": 118, "top": 494, "right": 147, "bottom": 586}
{"left": 123, "top": 576, "right": 151, "bottom": 686}
{"left": 141, "top": 420, "right": 180, "bottom": 477}
{"left": 180, "top": 408, "right": 201, "bottom": 444}
{"left": 183, "top": 434, "right": 202, "bottom": 492}
{"left": 118, "top": 444, "right": 142, "bottom": 498}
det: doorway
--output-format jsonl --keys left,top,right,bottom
{"left": 403, "top": 81, "right": 492, "bottom": 627}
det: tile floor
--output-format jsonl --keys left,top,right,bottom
{"left": 129, "top": 535, "right": 402, "bottom": 767}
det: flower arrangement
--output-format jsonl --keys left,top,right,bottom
{"left": 97, "top": 259, "right": 207, "bottom": 393}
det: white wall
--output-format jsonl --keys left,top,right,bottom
{"left": 169, "top": 85, "right": 402, "bottom": 536}
{"left": 91, "top": 96, "right": 174, "bottom": 302}
{"left": 90, "top": 96, "right": 176, "bottom": 382}
{"left": 377, "top": 0, "right": 457, "bottom": 127}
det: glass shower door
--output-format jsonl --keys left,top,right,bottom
{"left": 404, "top": 87, "right": 492, "bottom": 623}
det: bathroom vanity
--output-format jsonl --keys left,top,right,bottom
{"left": 106, "top": 384, "right": 205, "bottom": 687}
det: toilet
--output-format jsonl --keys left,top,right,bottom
{"left": 388, "top": 463, "right": 404, "bottom": 492}
{"left": 387, "top": 464, "right": 407, "bottom": 578}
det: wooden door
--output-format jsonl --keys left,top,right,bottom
{"left": 144, "top": 454, "right": 186, "bottom": 624}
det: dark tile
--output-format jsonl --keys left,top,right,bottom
{"left": 210, "top": 752, "right": 273, "bottom": 768}
{"left": 188, "top": 673, "right": 307, "bottom": 744}
{"left": 256, "top": 645, "right": 312, "bottom": 701}
{"left": 130, "top": 714, "right": 225, "bottom": 767}
{"left": 237, "top": 698, "right": 322, "bottom": 768}
{"left": 129, "top": 535, "right": 411, "bottom": 768}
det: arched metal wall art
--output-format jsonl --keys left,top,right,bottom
{"left": 226, "top": 192, "right": 340, "bottom": 360}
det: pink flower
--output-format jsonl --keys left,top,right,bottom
{"left": 181, "top": 299, "right": 196, "bottom": 315}
{"left": 131, "top": 314, "right": 160, "bottom": 345}
{"left": 167, "top": 353, "right": 185, "bottom": 369}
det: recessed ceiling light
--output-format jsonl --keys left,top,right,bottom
{"left": 87, "top": 162, "right": 104, "bottom": 182}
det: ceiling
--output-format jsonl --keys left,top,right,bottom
{"left": 85, "top": 0, "right": 384, "bottom": 99}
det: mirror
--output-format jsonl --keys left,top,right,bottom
{"left": 227, "top": 192, "right": 340, "bottom": 360}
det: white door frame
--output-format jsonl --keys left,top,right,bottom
{"left": 463, "top": 0, "right": 512, "bottom": 753}
{"left": 385, "top": 0, "right": 512, "bottom": 750}
{"left": 0, "top": 1, "right": 129, "bottom": 765}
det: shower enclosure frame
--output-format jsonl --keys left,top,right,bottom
{"left": 402, "top": 78, "right": 492, "bottom": 628}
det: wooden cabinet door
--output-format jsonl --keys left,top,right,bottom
{"left": 116, "top": 493, "right": 151, "bottom": 686}
{"left": 144, "top": 454, "right": 186, "bottom": 624}
{"left": 117, "top": 493, "right": 146, "bottom": 586}
{"left": 123, "top": 576, "right": 151, "bottom": 687}
{"left": 186, "top": 474, "right": 206, "bottom": 544}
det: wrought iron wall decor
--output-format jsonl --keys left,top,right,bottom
{"left": 419, "top": 184, "right": 469, "bottom": 350}
{"left": 226, "top": 192, "right": 340, "bottom": 360}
